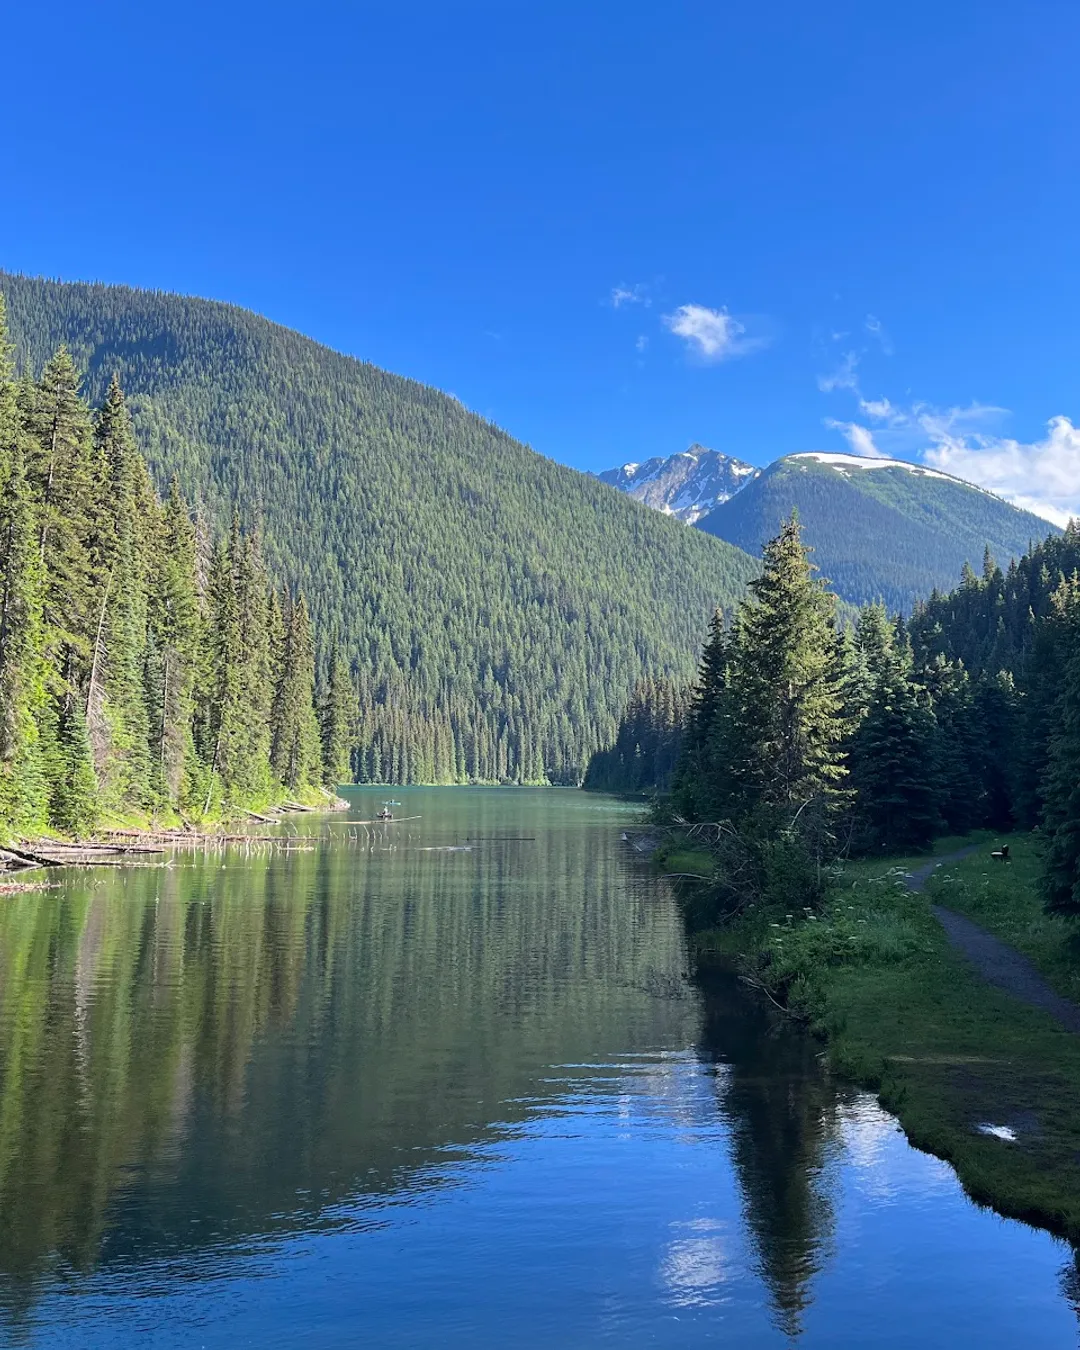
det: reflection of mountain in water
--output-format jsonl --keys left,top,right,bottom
{"left": 0, "top": 794, "right": 696, "bottom": 1321}
{"left": 696, "top": 968, "right": 845, "bottom": 1337}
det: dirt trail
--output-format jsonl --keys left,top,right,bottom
{"left": 904, "top": 846, "right": 1080, "bottom": 1035}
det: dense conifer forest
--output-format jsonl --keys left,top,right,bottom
{"left": 644, "top": 514, "right": 1080, "bottom": 918}
{"left": 580, "top": 677, "right": 688, "bottom": 795}
{"left": 0, "top": 272, "right": 759, "bottom": 786}
{"left": 0, "top": 298, "right": 346, "bottom": 836}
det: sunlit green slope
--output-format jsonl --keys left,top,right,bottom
{"left": 696, "top": 453, "right": 1059, "bottom": 612}
{"left": 1, "top": 272, "right": 758, "bottom": 782}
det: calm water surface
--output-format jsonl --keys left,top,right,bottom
{"left": 1, "top": 787, "right": 1078, "bottom": 1346}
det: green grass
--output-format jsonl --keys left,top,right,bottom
{"left": 687, "top": 831, "right": 1080, "bottom": 1242}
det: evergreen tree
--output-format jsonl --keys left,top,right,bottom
{"left": 1041, "top": 579, "right": 1080, "bottom": 917}
{"left": 672, "top": 609, "right": 729, "bottom": 818}
{"left": 319, "top": 651, "right": 358, "bottom": 787}
{"left": 720, "top": 513, "right": 847, "bottom": 822}
{"left": 972, "top": 671, "right": 1018, "bottom": 831}
{"left": 26, "top": 347, "right": 97, "bottom": 665}
{"left": 146, "top": 478, "right": 203, "bottom": 807}
{"left": 49, "top": 698, "right": 99, "bottom": 837}
{"left": 271, "top": 592, "right": 321, "bottom": 790}
{"left": 849, "top": 647, "right": 941, "bottom": 852}
{"left": 88, "top": 374, "right": 153, "bottom": 811}
{"left": 0, "top": 441, "right": 46, "bottom": 830}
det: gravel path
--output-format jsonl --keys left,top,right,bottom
{"left": 905, "top": 846, "right": 1080, "bottom": 1035}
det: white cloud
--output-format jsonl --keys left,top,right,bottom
{"left": 635, "top": 334, "right": 648, "bottom": 353}
{"left": 923, "top": 414, "right": 1080, "bottom": 526}
{"left": 611, "top": 283, "right": 650, "bottom": 308}
{"left": 663, "top": 303, "right": 765, "bottom": 363}
{"left": 818, "top": 351, "right": 860, "bottom": 393}
{"left": 858, "top": 396, "right": 896, "bottom": 420}
{"left": 820, "top": 388, "right": 1078, "bottom": 525}
{"left": 814, "top": 321, "right": 1078, "bottom": 522}
{"left": 824, "top": 418, "right": 886, "bottom": 458}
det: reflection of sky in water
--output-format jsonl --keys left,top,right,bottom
{"left": 660, "top": 1219, "right": 731, "bottom": 1307}
{"left": 837, "top": 1094, "right": 956, "bottom": 1203}
{"left": 29, "top": 1053, "right": 1080, "bottom": 1348}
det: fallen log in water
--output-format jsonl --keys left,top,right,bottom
{"left": 4, "top": 843, "right": 65, "bottom": 868}
{"left": 0, "top": 847, "right": 41, "bottom": 871}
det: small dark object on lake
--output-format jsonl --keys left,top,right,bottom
{"left": 377, "top": 809, "right": 393, "bottom": 821}
{"left": 990, "top": 844, "right": 1010, "bottom": 863}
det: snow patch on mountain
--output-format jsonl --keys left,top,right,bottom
{"left": 787, "top": 452, "right": 957, "bottom": 482}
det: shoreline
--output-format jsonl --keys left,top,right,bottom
{"left": 664, "top": 831, "right": 1080, "bottom": 1246}
{"left": 0, "top": 789, "right": 350, "bottom": 872}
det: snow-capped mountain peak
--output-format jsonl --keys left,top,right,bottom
{"left": 595, "top": 444, "right": 757, "bottom": 524}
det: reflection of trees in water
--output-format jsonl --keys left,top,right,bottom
{"left": 1057, "top": 1247, "right": 1080, "bottom": 1331}
{"left": 0, "top": 821, "right": 693, "bottom": 1322}
{"left": 696, "top": 968, "right": 845, "bottom": 1338}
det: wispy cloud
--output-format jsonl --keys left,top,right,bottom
{"left": 663, "top": 303, "right": 767, "bottom": 363}
{"left": 864, "top": 313, "right": 894, "bottom": 355}
{"left": 818, "top": 350, "right": 860, "bottom": 393}
{"left": 815, "top": 309, "right": 1076, "bottom": 521}
{"left": 858, "top": 396, "right": 895, "bottom": 419}
{"left": 824, "top": 418, "right": 885, "bottom": 458}
{"left": 635, "top": 334, "right": 648, "bottom": 353}
{"left": 611, "top": 283, "right": 651, "bottom": 308}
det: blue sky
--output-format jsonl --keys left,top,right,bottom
{"left": 4, "top": 1, "right": 1079, "bottom": 520}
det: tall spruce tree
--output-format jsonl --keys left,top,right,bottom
{"left": 672, "top": 608, "right": 729, "bottom": 818}
{"left": 88, "top": 374, "right": 153, "bottom": 811}
{"left": 721, "top": 513, "right": 848, "bottom": 820}
{"left": 146, "top": 478, "right": 202, "bottom": 808}
{"left": 0, "top": 445, "right": 46, "bottom": 831}
{"left": 271, "top": 593, "right": 321, "bottom": 790}
{"left": 27, "top": 347, "right": 97, "bottom": 663}
{"left": 319, "top": 650, "right": 358, "bottom": 787}
{"left": 49, "top": 696, "right": 99, "bottom": 837}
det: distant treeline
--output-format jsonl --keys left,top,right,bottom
{"left": 614, "top": 513, "right": 1080, "bottom": 917}
{"left": 581, "top": 677, "right": 689, "bottom": 795}
{"left": 0, "top": 299, "right": 354, "bottom": 836}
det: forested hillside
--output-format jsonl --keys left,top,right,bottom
{"left": 695, "top": 453, "right": 1058, "bottom": 612}
{"left": 0, "top": 272, "right": 759, "bottom": 784}
{"left": 0, "top": 299, "right": 348, "bottom": 836}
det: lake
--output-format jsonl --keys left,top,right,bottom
{"left": 1, "top": 787, "right": 1077, "bottom": 1346}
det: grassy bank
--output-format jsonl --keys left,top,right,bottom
{"left": 0, "top": 783, "right": 349, "bottom": 857}
{"left": 680, "top": 831, "right": 1080, "bottom": 1242}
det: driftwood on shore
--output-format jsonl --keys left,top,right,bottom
{"left": 0, "top": 841, "right": 166, "bottom": 870}
{"left": 97, "top": 828, "right": 322, "bottom": 844}
{"left": 0, "top": 794, "right": 349, "bottom": 873}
